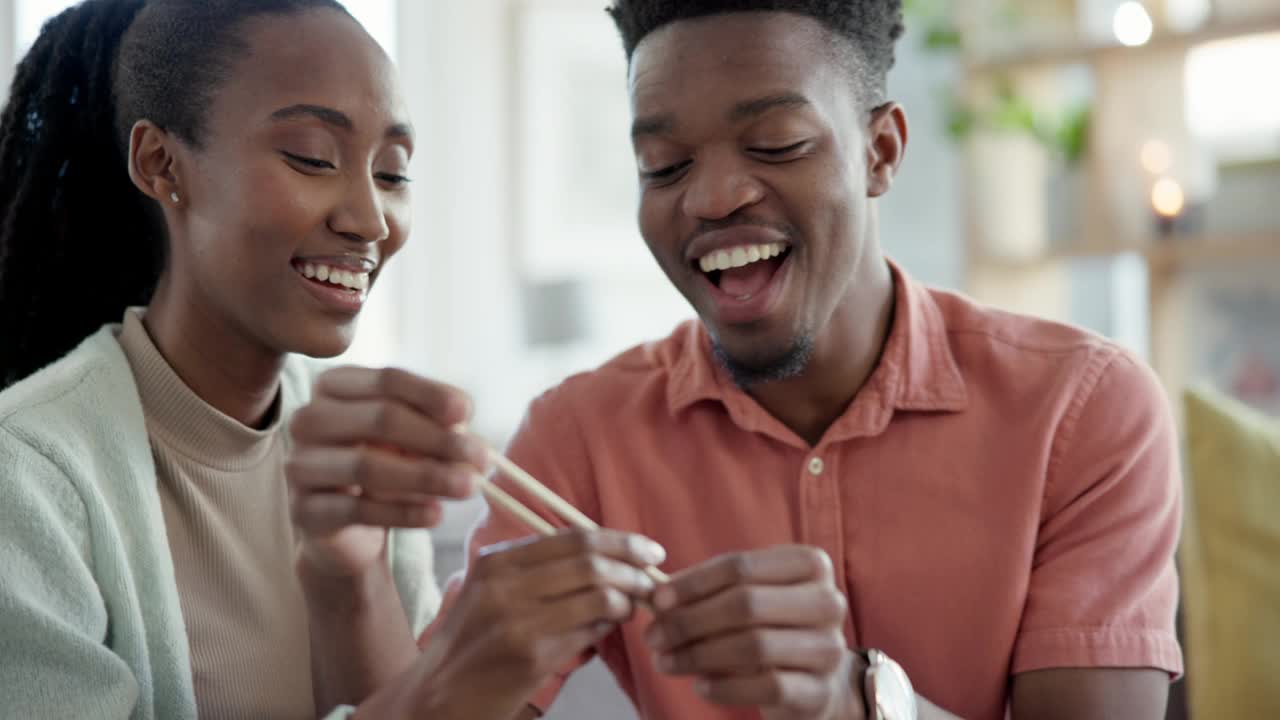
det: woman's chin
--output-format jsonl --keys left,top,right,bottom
{"left": 288, "top": 326, "right": 357, "bottom": 360}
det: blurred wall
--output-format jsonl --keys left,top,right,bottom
{"left": 879, "top": 25, "right": 966, "bottom": 289}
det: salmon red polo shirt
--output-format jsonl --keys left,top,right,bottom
{"left": 425, "top": 262, "right": 1183, "bottom": 720}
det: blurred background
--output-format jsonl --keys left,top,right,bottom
{"left": 3, "top": 0, "right": 1277, "bottom": 717}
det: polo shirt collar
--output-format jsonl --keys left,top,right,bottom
{"left": 665, "top": 259, "right": 968, "bottom": 444}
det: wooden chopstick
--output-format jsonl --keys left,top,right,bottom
{"left": 484, "top": 447, "right": 670, "bottom": 584}
{"left": 478, "top": 480, "right": 556, "bottom": 535}
{"left": 486, "top": 450, "right": 600, "bottom": 532}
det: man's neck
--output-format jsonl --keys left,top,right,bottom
{"left": 144, "top": 282, "right": 286, "bottom": 429}
{"left": 747, "top": 259, "right": 896, "bottom": 447}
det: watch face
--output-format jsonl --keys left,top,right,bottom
{"left": 866, "top": 652, "right": 917, "bottom": 720}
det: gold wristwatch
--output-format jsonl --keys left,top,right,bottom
{"left": 859, "top": 648, "right": 917, "bottom": 720}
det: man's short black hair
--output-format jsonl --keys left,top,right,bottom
{"left": 607, "top": 1, "right": 905, "bottom": 106}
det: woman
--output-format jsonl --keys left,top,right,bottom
{"left": 0, "top": 1, "right": 460, "bottom": 717}
{"left": 0, "top": 1, "right": 662, "bottom": 718}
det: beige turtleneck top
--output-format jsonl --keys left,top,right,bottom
{"left": 117, "top": 309, "right": 314, "bottom": 720}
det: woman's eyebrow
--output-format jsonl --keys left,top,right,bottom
{"left": 271, "top": 103, "right": 412, "bottom": 142}
{"left": 270, "top": 103, "right": 352, "bottom": 130}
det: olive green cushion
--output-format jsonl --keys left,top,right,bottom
{"left": 1181, "top": 387, "right": 1280, "bottom": 719}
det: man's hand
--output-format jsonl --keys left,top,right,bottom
{"left": 646, "top": 545, "right": 862, "bottom": 720}
{"left": 286, "top": 366, "right": 486, "bottom": 579}
{"left": 356, "top": 530, "right": 666, "bottom": 720}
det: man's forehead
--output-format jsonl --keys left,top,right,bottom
{"left": 628, "top": 12, "right": 841, "bottom": 106}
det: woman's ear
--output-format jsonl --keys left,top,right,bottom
{"left": 865, "top": 102, "right": 909, "bottom": 198}
{"left": 127, "top": 119, "right": 183, "bottom": 207}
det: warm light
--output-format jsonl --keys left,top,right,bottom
{"left": 1114, "top": 2, "right": 1154, "bottom": 47}
{"left": 1139, "top": 140, "right": 1173, "bottom": 174}
{"left": 1152, "top": 178, "right": 1185, "bottom": 218}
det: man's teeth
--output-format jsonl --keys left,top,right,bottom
{"left": 698, "top": 243, "right": 787, "bottom": 273}
{"left": 300, "top": 263, "right": 370, "bottom": 291}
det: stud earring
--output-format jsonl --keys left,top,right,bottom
{"left": 170, "top": 191, "right": 180, "bottom": 204}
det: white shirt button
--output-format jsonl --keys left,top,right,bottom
{"left": 808, "top": 457, "right": 825, "bottom": 476}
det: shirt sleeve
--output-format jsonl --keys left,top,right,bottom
{"left": 418, "top": 387, "right": 603, "bottom": 713}
{"left": 1011, "top": 350, "right": 1184, "bottom": 677}
{"left": 387, "top": 528, "right": 443, "bottom": 636}
{"left": 0, "top": 427, "right": 141, "bottom": 717}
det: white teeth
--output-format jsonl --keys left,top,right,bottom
{"left": 697, "top": 243, "right": 788, "bottom": 273}
{"left": 297, "top": 262, "right": 372, "bottom": 292}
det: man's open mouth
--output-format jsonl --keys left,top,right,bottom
{"left": 696, "top": 242, "right": 792, "bottom": 301}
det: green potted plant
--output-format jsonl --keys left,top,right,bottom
{"left": 907, "top": 0, "right": 1093, "bottom": 250}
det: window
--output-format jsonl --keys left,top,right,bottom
{"left": 1186, "top": 32, "right": 1280, "bottom": 160}
{"left": 343, "top": 0, "right": 396, "bottom": 58}
{"left": 328, "top": 0, "right": 400, "bottom": 366}
{"left": 15, "top": 0, "right": 77, "bottom": 58}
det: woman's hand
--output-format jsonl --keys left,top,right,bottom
{"left": 358, "top": 529, "right": 666, "bottom": 720}
{"left": 287, "top": 366, "right": 486, "bottom": 579}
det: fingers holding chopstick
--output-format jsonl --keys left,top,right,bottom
{"left": 483, "top": 448, "right": 671, "bottom": 584}
{"left": 404, "top": 528, "right": 671, "bottom": 720}
{"left": 476, "top": 528, "right": 668, "bottom": 619}
{"left": 480, "top": 526, "right": 667, "bottom": 571}
{"left": 290, "top": 488, "right": 446, "bottom": 534}
{"left": 288, "top": 445, "right": 478, "bottom": 500}
{"left": 293, "top": 366, "right": 489, "bottom": 474}
{"left": 288, "top": 366, "right": 489, "bottom": 550}
{"left": 315, "top": 366, "right": 474, "bottom": 431}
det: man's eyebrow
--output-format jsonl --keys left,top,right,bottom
{"left": 632, "top": 113, "right": 676, "bottom": 139}
{"left": 728, "top": 93, "right": 812, "bottom": 123}
{"left": 631, "top": 93, "right": 812, "bottom": 139}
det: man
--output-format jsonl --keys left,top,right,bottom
{"left": 288, "top": 2, "right": 1182, "bottom": 719}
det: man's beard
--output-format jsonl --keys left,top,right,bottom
{"left": 711, "top": 333, "right": 815, "bottom": 388}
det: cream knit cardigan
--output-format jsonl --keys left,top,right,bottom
{"left": 0, "top": 325, "right": 440, "bottom": 719}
